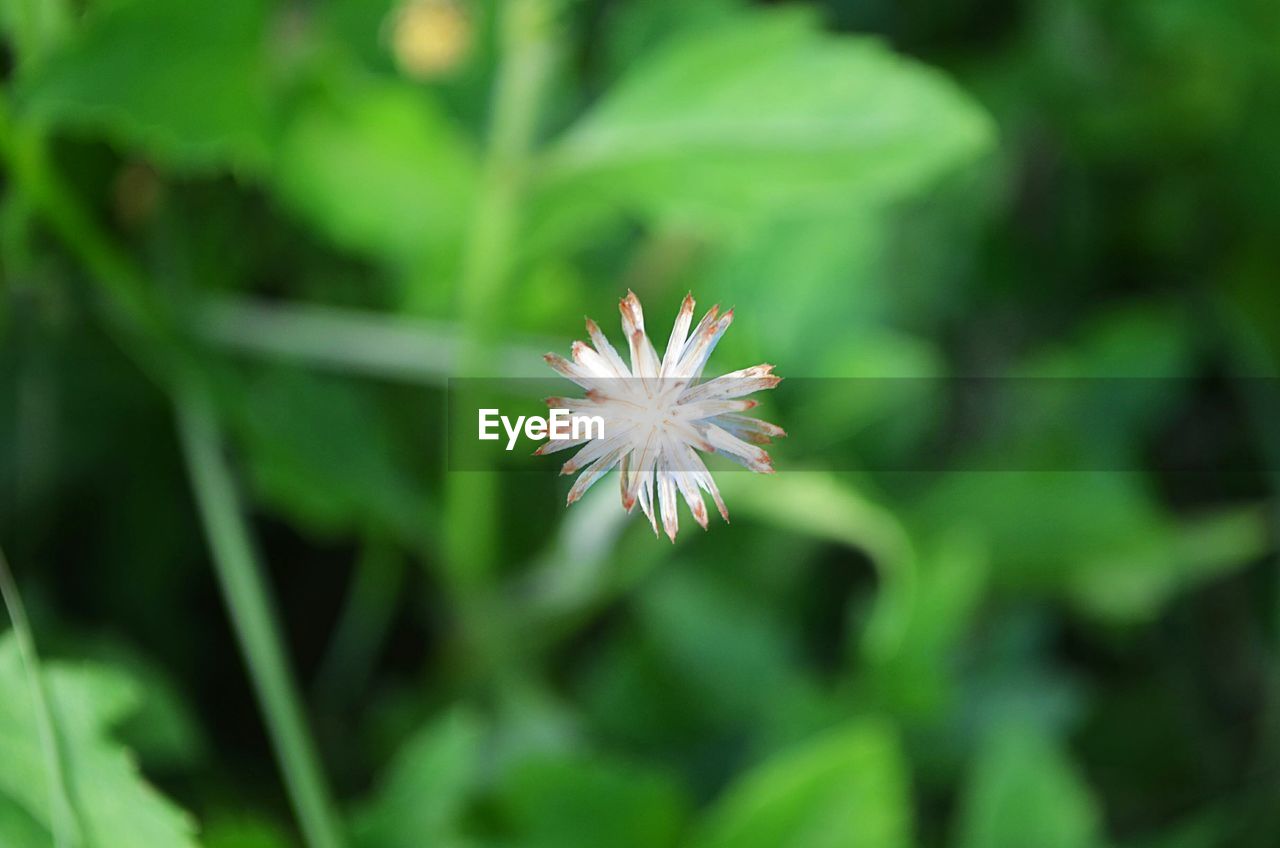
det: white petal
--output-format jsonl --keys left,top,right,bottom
{"left": 716, "top": 413, "right": 786, "bottom": 445}
{"left": 679, "top": 364, "right": 779, "bottom": 403}
{"left": 659, "top": 432, "right": 708, "bottom": 530}
{"left": 533, "top": 436, "right": 586, "bottom": 456}
{"left": 619, "top": 290, "right": 646, "bottom": 337}
{"left": 657, "top": 461, "right": 679, "bottom": 541}
{"left": 628, "top": 329, "right": 662, "bottom": 382}
{"left": 661, "top": 293, "right": 695, "bottom": 376}
{"left": 543, "top": 353, "right": 598, "bottom": 390}
{"left": 585, "top": 317, "right": 630, "bottom": 377}
{"left": 682, "top": 445, "right": 729, "bottom": 522}
{"left": 681, "top": 398, "right": 760, "bottom": 421}
{"left": 561, "top": 432, "right": 629, "bottom": 474}
{"left": 567, "top": 446, "right": 626, "bottom": 504}
{"left": 701, "top": 422, "right": 774, "bottom": 473}
{"left": 675, "top": 309, "right": 733, "bottom": 380}
{"left": 621, "top": 429, "right": 658, "bottom": 512}
{"left": 572, "top": 341, "right": 619, "bottom": 378}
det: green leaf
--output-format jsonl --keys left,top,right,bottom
{"left": 0, "top": 794, "right": 51, "bottom": 848}
{"left": 718, "top": 473, "right": 915, "bottom": 660}
{"left": 0, "top": 0, "right": 73, "bottom": 67}
{"left": 498, "top": 754, "right": 688, "bottom": 848}
{"left": 352, "top": 708, "right": 483, "bottom": 848}
{"left": 637, "top": 568, "right": 804, "bottom": 726}
{"left": 693, "top": 719, "right": 913, "bottom": 848}
{"left": 0, "top": 632, "right": 199, "bottom": 848}
{"left": 226, "top": 369, "right": 430, "bottom": 543}
{"left": 867, "top": 531, "right": 988, "bottom": 720}
{"left": 17, "top": 0, "right": 271, "bottom": 171}
{"left": 914, "top": 473, "right": 1269, "bottom": 621}
{"left": 539, "top": 8, "right": 992, "bottom": 234}
{"left": 271, "top": 71, "right": 476, "bottom": 266}
{"left": 953, "top": 724, "right": 1102, "bottom": 848}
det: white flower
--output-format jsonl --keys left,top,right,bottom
{"left": 540, "top": 291, "right": 784, "bottom": 540}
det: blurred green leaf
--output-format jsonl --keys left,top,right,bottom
{"left": 703, "top": 208, "right": 890, "bottom": 370}
{"left": 868, "top": 531, "right": 988, "bottom": 720}
{"left": 539, "top": 7, "right": 993, "bottom": 235}
{"left": 0, "top": 794, "right": 50, "bottom": 848}
{"left": 1067, "top": 504, "right": 1269, "bottom": 621}
{"left": 79, "top": 639, "right": 208, "bottom": 771}
{"left": 692, "top": 719, "right": 913, "bottom": 848}
{"left": 226, "top": 369, "right": 429, "bottom": 543}
{"left": 954, "top": 723, "right": 1102, "bottom": 848}
{"left": 16, "top": 0, "right": 270, "bottom": 171}
{"left": 638, "top": 567, "right": 806, "bottom": 725}
{"left": 914, "top": 473, "right": 1268, "bottom": 621}
{"left": 720, "top": 472, "right": 915, "bottom": 660}
{"left": 271, "top": 71, "right": 476, "bottom": 266}
{"left": 353, "top": 708, "right": 482, "bottom": 848}
{"left": 0, "top": 632, "right": 199, "bottom": 848}
{"left": 497, "top": 753, "right": 688, "bottom": 848}
{"left": 203, "top": 816, "right": 293, "bottom": 848}
{"left": 0, "top": 0, "right": 72, "bottom": 66}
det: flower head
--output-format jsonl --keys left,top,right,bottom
{"left": 541, "top": 291, "right": 784, "bottom": 540}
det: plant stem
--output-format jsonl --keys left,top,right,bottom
{"left": 0, "top": 547, "right": 81, "bottom": 848}
{"left": 175, "top": 386, "right": 346, "bottom": 848}
{"left": 443, "top": 0, "right": 557, "bottom": 668}
{"left": 3, "top": 88, "right": 346, "bottom": 848}
{"left": 313, "top": 539, "right": 404, "bottom": 708}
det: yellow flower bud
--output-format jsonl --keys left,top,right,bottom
{"left": 389, "top": 0, "right": 471, "bottom": 80}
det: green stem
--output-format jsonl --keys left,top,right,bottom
{"left": 0, "top": 547, "right": 82, "bottom": 848}
{"left": 443, "top": 0, "right": 557, "bottom": 667}
{"left": 313, "top": 539, "right": 404, "bottom": 708}
{"left": 175, "top": 386, "right": 346, "bottom": 848}
{"left": 3, "top": 88, "right": 345, "bottom": 848}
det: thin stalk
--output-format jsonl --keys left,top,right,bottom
{"left": 313, "top": 539, "right": 404, "bottom": 708}
{"left": 443, "top": 0, "right": 557, "bottom": 669}
{"left": 3, "top": 89, "right": 345, "bottom": 847}
{"left": 0, "top": 547, "right": 82, "bottom": 848}
{"left": 175, "top": 386, "right": 346, "bottom": 848}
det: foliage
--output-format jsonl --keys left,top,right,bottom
{"left": 2, "top": 0, "right": 1279, "bottom": 846}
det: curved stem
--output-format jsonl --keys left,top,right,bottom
{"left": 0, "top": 547, "right": 82, "bottom": 848}
{"left": 3, "top": 87, "right": 346, "bottom": 848}
{"left": 176, "top": 386, "right": 346, "bottom": 848}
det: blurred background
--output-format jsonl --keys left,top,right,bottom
{"left": 2, "top": 0, "right": 1280, "bottom": 846}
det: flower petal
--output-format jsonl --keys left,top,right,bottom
{"left": 585, "top": 317, "right": 630, "bottom": 377}
{"left": 567, "top": 445, "right": 626, "bottom": 504}
{"left": 675, "top": 309, "right": 733, "bottom": 380}
{"left": 657, "top": 462, "right": 680, "bottom": 541}
{"left": 679, "top": 364, "right": 779, "bottom": 403}
{"left": 701, "top": 422, "right": 774, "bottom": 474}
{"left": 661, "top": 293, "right": 695, "bottom": 376}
